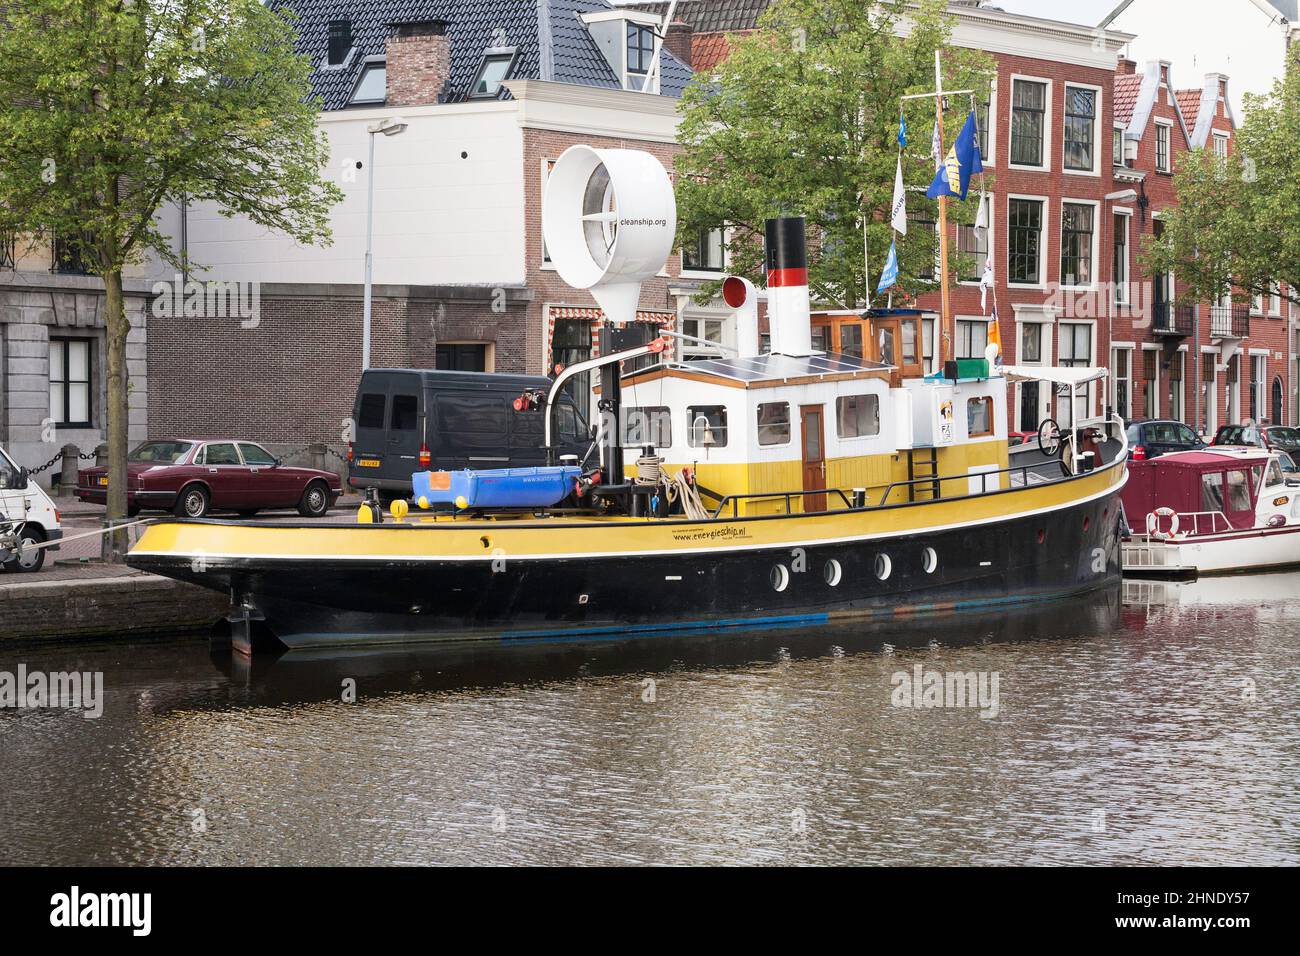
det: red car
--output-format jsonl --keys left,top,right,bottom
{"left": 76, "top": 439, "right": 342, "bottom": 519}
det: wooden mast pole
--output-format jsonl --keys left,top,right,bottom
{"left": 934, "top": 49, "right": 953, "bottom": 367}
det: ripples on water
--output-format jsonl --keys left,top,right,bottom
{"left": 1, "top": 576, "right": 1298, "bottom": 866}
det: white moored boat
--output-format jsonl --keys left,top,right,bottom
{"left": 1122, "top": 447, "right": 1300, "bottom": 577}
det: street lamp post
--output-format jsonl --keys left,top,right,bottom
{"left": 362, "top": 117, "right": 408, "bottom": 370}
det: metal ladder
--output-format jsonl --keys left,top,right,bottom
{"left": 907, "top": 447, "right": 940, "bottom": 502}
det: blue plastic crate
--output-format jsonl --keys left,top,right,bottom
{"left": 412, "top": 467, "right": 581, "bottom": 509}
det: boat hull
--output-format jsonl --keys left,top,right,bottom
{"left": 128, "top": 480, "right": 1125, "bottom": 649}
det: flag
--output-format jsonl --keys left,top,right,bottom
{"left": 898, "top": 111, "right": 907, "bottom": 150}
{"left": 890, "top": 156, "right": 908, "bottom": 235}
{"left": 877, "top": 239, "right": 899, "bottom": 294}
{"left": 979, "top": 260, "right": 994, "bottom": 313}
{"left": 930, "top": 121, "right": 942, "bottom": 165}
{"left": 988, "top": 305, "right": 1002, "bottom": 360}
{"left": 926, "top": 110, "right": 984, "bottom": 201}
{"left": 974, "top": 189, "right": 989, "bottom": 241}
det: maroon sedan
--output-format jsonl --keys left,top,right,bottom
{"left": 76, "top": 439, "right": 342, "bottom": 519}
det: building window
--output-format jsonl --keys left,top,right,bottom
{"left": 687, "top": 405, "right": 728, "bottom": 448}
{"left": 52, "top": 233, "right": 92, "bottom": 275}
{"left": 1021, "top": 323, "right": 1042, "bottom": 363}
{"left": 1112, "top": 347, "right": 1131, "bottom": 422}
{"left": 908, "top": 203, "right": 938, "bottom": 281}
{"left": 1156, "top": 122, "right": 1172, "bottom": 172}
{"left": 1213, "top": 133, "right": 1229, "bottom": 158}
{"left": 976, "top": 93, "right": 991, "bottom": 161}
{"left": 1113, "top": 127, "right": 1125, "bottom": 167}
{"left": 682, "top": 228, "right": 724, "bottom": 273}
{"left": 623, "top": 407, "right": 672, "bottom": 448}
{"left": 0, "top": 230, "right": 15, "bottom": 270}
{"left": 436, "top": 344, "right": 487, "bottom": 372}
{"left": 349, "top": 61, "right": 386, "bottom": 105}
{"left": 1269, "top": 283, "right": 1282, "bottom": 316}
{"left": 1167, "top": 351, "right": 1184, "bottom": 422}
{"left": 956, "top": 319, "right": 988, "bottom": 360}
{"left": 837, "top": 394, "right": 881, "bottom": 439}
{"left": 551, "top": 319, "right": 593, "bottom": 405}
{"left": 1060, "top": 202, "right": 1095, "bottom": 287}
{"left": 1113, "top": 213, "right": 1129, "bottom": 305}
{"left": 49, "top": 338, "right": 92, "bottom": 427}
{"left": 1064, "top": 86, "right": 1096, "bottom": 172}
{"left": 967, "top": 397, "right": 994, "bottom": 437}
{"left": 470, "top": 52, "right": 515, "bottom": 98}
{"left": 681, "top": 317, "right": 725, "bottom": 360}
{"left": 627, "top": 23, "right": 656, "bottom": 77}
{"left": 1011, "top": 79, "right": 1047, "bottom": 167}
{"left": 757, "top": 402, "right": 791, "bottom": 446}
{"left": 1059, "top": 323, "right": 1091, "bottom": 368}
{"left": 1252, "top": 355, "right": 1267, "bottom": 421}
{"left": 1008, "top": 198, "right": 1043, "bottom": 285}
{"left": 956, "top": 221, "right": 988, "bottom": 283}
{"left": 1140, "top": 349, "right": 1156, "bottom": 419}
{"left": 327, "top": 19, "right": 353, "bottom": 67}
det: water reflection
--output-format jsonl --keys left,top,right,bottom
{"left": 1, "top": 581, "right": 1297, "bottom": 866}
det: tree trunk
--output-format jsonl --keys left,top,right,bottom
{"left": 103, "top": 267, "right": 130, "bottom": 561}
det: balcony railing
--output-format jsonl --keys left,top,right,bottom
{"left": 1151, "top": 302, "right": 1194, "bottom": 336}
{"left": 1209, "top": 304, "right": 1250, "bottom": 339}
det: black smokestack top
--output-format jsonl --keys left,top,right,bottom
{"left": 764, "top": 217, "right": 807, "bottom": 284}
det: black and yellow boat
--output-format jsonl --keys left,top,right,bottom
{"left": 127, "top": 147, "right": 1128, "bottom": 652}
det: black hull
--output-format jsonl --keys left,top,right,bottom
{"left": 135, "top": 491, "right": 1124, "bottom": 649}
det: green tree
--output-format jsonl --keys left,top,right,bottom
{"left": 0, "top": 0, "right": 342, "bottom": 550}
{"left": 1146, "top": 53, "right": 1300, "bottom": 313}
{"left": 675, "top": 0, "right": 993, "bottom": 309}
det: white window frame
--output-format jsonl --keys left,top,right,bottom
{"left": 1006, "top": 193, "right": 1050, "bottom": 290}
{"left": 1113, "top": 208, "right": 1133, "bottom": 306}
{"left": 1155, "top": 120, "right": 1173, "bottom": 173}
{"left": 976, "top": 79, "right": 998, "bottom": 169}
{"left": 540, "top": 157, "right": 558, "bottom": 270}
{"left": 1059, "top": 198, "right": 1101, "bottom": 291}
{"left": 1268, "top": 283, "right": 1282, "bottom": 317}
{"left": 1057, "top": 320, "right": 1097, "bottom": 426}
{"left": 1062, "top": 82, "right": 1104, "bottom": 177}
{"left": 680, "top": 226, "right": 728, "bottom": 280}
{"left": 1111, "top": 342, "right": 1135, "bottom": 422}
{"left": 1112, "top": 125, "right": 1125, "bottom": 167}
{"left": 956, "top": 191, "right": 994, "bottom": 287}
{"left": 1212, "top": 132, "right": 1230, "bottom": 158}
{"left": 1008, "top": 74, "right": 1053, "bottom": 172}
{"left": 1141, "top": 343, "right": 1162, "bottom": 420}
{"left": 1251, "top": 350, "right": 1269, "bottom": 423}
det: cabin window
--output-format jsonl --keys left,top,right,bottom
{"left": 623, "top": 406, "right": 672, "bottom": 448}
{"left": 357, "top": 393, "right": 386, "bottom": 429}
{"left": 687, "top": 406, "right": 728, "bottom": 448}
{"left": 756, "top": 402, "right": 791, "bottom": 446}
{"left": 967, "top": 397, "right": 994, "bottom": 437}
{"left": 840, "top": 323, "right": 864, "bottom": 359}
{"left": 1266, "top": 460, "right": 1284, "bottom": 488}
{"left": 836, "top": 394, "right": 880, "bottom": 440}
{"left": 1201, "top": 473, "right": 1226, "bottom": 513}
{"left": 1226, "top": 470, "right": 1252, "bottom": 512}
{"left": 901, "top": 319, "right": 919, "bottom": 365}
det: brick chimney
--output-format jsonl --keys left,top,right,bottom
{"left": 1117, "top": 57, "right": 1137, "bottom": 76}
{"left": 663, "top": 19, "right": 694, "bottom": 69}
{"left": 386, "top": 20, "right": 450, "bottom": 107}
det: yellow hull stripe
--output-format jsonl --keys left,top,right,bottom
{"left": 131, "top": 461, "right": 1126, "bottom": 564}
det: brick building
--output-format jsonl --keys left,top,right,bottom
{"left": 147, "top": 0, "right": 704, "bottom": 455}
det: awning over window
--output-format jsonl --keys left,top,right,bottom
{"left": 548, "top": 306, "right": 675, "bottom": 325}
{"left": 1001, "top": 365, "right": 1110, "bottom": 388}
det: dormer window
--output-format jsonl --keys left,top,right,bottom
{"left": 470, "top": 50, "right": 516, "bottom": 98}
{"left": 349, "top": 59, "right": 387, "bottom": 106}
{"left": 328, "top": 19, "right": 353, "bottom": 67}
{"left": 627, "top": 24, "right": 656, "bottom": 78}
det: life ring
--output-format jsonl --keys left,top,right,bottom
{"left": 1146, "top": 507, "right": 1179, "bottom": 540}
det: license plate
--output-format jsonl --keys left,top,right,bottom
{"left": 98, "top": 477, "right": 108, "bottom": 486}
{"left": 357, "top": 458, "right": 381, "bottom": 468}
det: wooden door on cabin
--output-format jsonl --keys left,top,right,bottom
{"left": 800, "top": 404, "right": 827, "bottom": 513}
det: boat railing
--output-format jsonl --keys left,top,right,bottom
{"left": 711, "top": 488, "right": 857, "bottom": 519}
{"left": 877, "top": 461, "right": 1039, "bottom": 507}
{"left": 1172, "top": 511, "right": 1235, "bottom": 536}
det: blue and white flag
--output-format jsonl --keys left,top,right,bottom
{"left": 898, "top": 111, "right": 907, "bottom": 149}
{"left": 877, "top": 239, "right": 900, "bottom": 294}
{"left": 926, "top": 110, "right": 984, "bottom": 201}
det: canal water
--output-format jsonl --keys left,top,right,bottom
{"left": 1, "top": 576, "right": 1297, "bottom": 866}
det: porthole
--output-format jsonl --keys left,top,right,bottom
{"left": 1083, "top": 516, "right": 1091, "bottom": 532}
{"left": 874, "top": 553, "right": 892, "bottom": 581}
{"left": 1037, "top": 529, "right": 1047, "bottom": 545}
{"left": 922, "top": 547, "right": 938, "bottom": 574}
{"left": 824, "top": 559, "right": 842, "bottom": 587}
{"left": 771, "top": 564, "right": 790, "bottom": 592}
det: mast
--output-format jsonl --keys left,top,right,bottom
{"left": 934, "top": 50, "right": 953, "bottom": 367}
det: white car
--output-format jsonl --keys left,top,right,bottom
{"left": 0, "top": 444, "right": 62, "bottom": 573}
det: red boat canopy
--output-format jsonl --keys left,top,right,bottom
{"left": 1122, "top": 451, "right": 1269, "bottom": 532}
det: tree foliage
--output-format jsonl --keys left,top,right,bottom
{"left": 675, "top": 0, "right": 993, "bottom": 308}
{"left": 1145, "top": 53, "right": 1300, "bottom": 311}
{"left": 0, "top": 0, "right": 343, "bottom": 537}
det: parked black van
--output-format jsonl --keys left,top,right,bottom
{"left": 348, "top": 369, "right": 589, "bottom": 500}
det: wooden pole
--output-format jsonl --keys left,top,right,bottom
{"left": 935, "top": 50, "right": 953, "bottom": 367}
